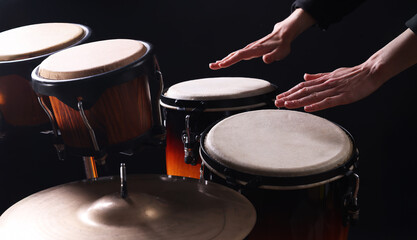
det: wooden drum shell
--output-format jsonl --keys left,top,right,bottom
{"left": 0, "top": 74, "right": 48, "bottom": 127}
{"left": 203, "top": 168, "right": 351, "bottom": 240}
{"left": 165, "top": 109, "right": 245, "bottom": 179}
{"left": 49, "top": 74, "right": 152, "bottom": 150}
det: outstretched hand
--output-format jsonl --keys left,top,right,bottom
{"left": 209, "top": 23, "right": 292, "bottom": 70}
{"left": 275, "top": 28, "right": 417, "bottom": 112}
{"left": 209, "top": 8, "right": 316, "bottom": 70}
{"left": 275, "top": 65, "right": 384, "bottom": 112}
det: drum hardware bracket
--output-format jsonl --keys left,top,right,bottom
{"left": 182, "top": 115, "right": 200, "bottom": 166}
{"left": 37, "top": 96, "right": 66, "bottom": 161}
{"left": 343, "top": 172, "right": 360, "bottom": 226}
{"left": 78, "top": 101, "right": 100, "bottom": 153}
{"left": 120, "top": 163, "right": 128, "bottom": 198}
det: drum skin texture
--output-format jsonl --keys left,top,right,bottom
{"left": 49, "top": 75, "right": 152, "bottom": 149}
{"left": 0, "top": 74, "right": 48, "bottom": 126}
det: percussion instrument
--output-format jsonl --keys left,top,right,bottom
{"left": 200, "top": 109, "right": 360, "bottom": 240}
{"left": 0, "top": 22, "right": 90, "bottom": 128}
{"left": 32, "top": 39, "right": 163, "bottom": 159}
{"left": 0, "top": 174, "right": 256, "bottom": 240}
{"left": 160, "top": 77, "right": 278, "bottom": 179}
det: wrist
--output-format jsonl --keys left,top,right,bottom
{"left": 280, "top": 8, "right": 316, "bottom": 41}
{"left": 361, "top": 52, "right": 390, "bottom": 86}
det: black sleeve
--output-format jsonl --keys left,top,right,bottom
{"left": 292, "top": 0, "right": 366, "bottom": 30}
{"left": 406, "top": 14, "right": 417, "bottom": 34}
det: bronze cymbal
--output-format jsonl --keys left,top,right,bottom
{"left": 0, "top": 175, "right": 256, "bottom": 240}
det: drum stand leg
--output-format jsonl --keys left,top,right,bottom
{"left": 78, "top": 100, "right": 107, "bottom": 179}
{"left": 83, "top": 156, "right": 98, "bottom": 179}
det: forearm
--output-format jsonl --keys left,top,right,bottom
{"left": 363, "top": 28, "right": 417, "bottom": 86}
{"left": 280, "top": 8, "right": 316, "bottom": 42}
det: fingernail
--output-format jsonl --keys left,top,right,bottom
{"left": 275, "top": 99, "right": 284, "bottom": 106}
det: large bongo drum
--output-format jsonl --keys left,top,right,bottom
{"left": 200, "top": 110, "right": 360, "bottom": 240}
{"left": 31, "top": 39, "right": 163, "bottom": 158}
{"left": 160, "top": 77, "right": 278, "bottom": 179}
{"left": 0, "top": 23, "right": 90, "bottom": 129}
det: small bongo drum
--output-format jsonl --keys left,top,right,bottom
{"left": 160, "top": 77, "right": 278, "bottom": 179}
{"left": 31, "top": 39, "right": 163, "bottom": 157}
{"left": 0, "top": 23, "right": 90, "bottom": 128}
{"left": 200, "top": 110, "right": 360, "bottom": 240}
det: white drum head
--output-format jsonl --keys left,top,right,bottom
{"left": 38, "top": 39, "right": 148, "bottom": 80}
{"left": 0, "top": 23, "right": 86, "bottom": 61}
{"left": 164, "top": 77, "right": 275, "bottom": 100}
{"left": 203, "top": 110, "right": 353, "bottom": 178}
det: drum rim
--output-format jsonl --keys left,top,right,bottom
{"left": 200, "top": 115, "right": 359, "bottom": 189}
{"left": 0, "top": 24, "right": 91, "bottom": 77}
{"left": 159, "top": 84, "right": 279, "bottom": 112}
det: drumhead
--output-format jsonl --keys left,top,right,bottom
{"left": 0, "top": 23, "right": 87, "bottom": 61}
{"left": 38, "top": 39, "right": 148, "bottom": 80}
{"left": 164, "top": 77, "right": 275, "bottom": 100}
{"left": 201, "top": 110, "right": 355, "bottom": 187}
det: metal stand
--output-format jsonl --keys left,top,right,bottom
{"left": 83, "top": 156, "right": 98, "bottom": 179}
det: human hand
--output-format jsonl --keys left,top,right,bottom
{"left": 209, "top": 8, "right": 316, "bottom": 70}
{"left": 209, "top": 23, "right": 292, "bottom": 70}
{"left": 275, "top": 27, "right": 417, "bottom": 112}
{"left": 275, "top": 64, "right": 385, "bottom": 112}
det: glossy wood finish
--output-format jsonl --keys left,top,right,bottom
{"left": 50, "top": 75, "right": 152, "bottom": 149}
{"left": 204, "top": 169, "right": 351, "bottom": 240}
{"left": 165, "top": 109, "right": 238, "bottom": 179}
{"left": 0, "top": 74, "right": 48, "bottom": 126}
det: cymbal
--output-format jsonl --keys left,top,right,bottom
{"left": 0, "top": 175, "right": 256, "bottom": 240}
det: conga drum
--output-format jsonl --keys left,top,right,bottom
{"left": 0, "top": 23, "right": 90, "bottom": 129}
{"left": 160, "top": 77, "right": 278, "bottom": 179}
{"left": 200, "top": 110, "right": 360, "bottom": 240}
{"left": 31, "top": 39, "right": 163, "bottom": 157}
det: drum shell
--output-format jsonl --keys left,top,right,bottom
{"left": 48, "top": 73, "right": 153, "bottom": 150}
{"left": 202, "top": 167, "right": 351, "bottom": 240}
{"left": 0, "top": 74, "right": 48, "bottom": 127}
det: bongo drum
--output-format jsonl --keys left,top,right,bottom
{"left": 200, "top": 110, "right": 360, "bottom": 240}
{"left": 160, "top": 77, "right": 278, "bottom": 179}
{"left": 31, "top": 39, "right": 163, "bottom": 157}
{"left": 0, "top": 23, "right": 90, "bottom": 128}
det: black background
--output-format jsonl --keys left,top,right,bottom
{"left": 0, "top": 0, "right": 417, "bottom": 239}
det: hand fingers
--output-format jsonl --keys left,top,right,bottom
{"left": 304, "top": 95, "right": 344, "bottom": 112}
{"left": 276, "top": 78, "right": 326, "bottom": 100}
{"left": 212, "top": 45, "right": 272, "bottom": 69}
{"left": 209, "top": 33, "right": 278, "bottom": 70}
{"left": 209, "top": 51, "right": 240, "bottom": 69}
{"left": 304, "top": 72, "right": 329, "bottom": 81}
{"left": 262, "top": 45, "right": 290, "bottom": 64}
{"left": 279, "top": 88, "right": 336, "bottom": 109}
